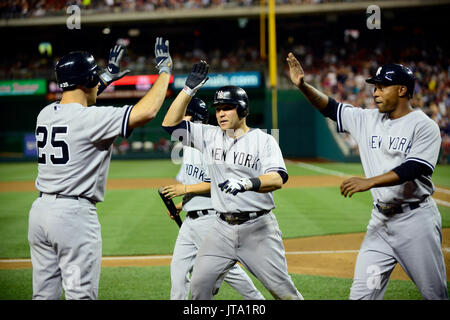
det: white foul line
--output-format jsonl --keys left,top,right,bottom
{"left": 285, "top": 250, "right": 359, "bottom": 255}
{"left": 291, "top": 161, "right": 352, "bottom": 177}
{"left": 2, "top": 248, "right": 449, "bottom": 265}
{"left": 436, "top": 187, "right": 450, "bottom": 195}
{"left": 290, "top": 161, "right": 450, "bottom": 207}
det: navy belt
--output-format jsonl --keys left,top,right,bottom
{"left": 187, "top": 209, "right": 211, "bottom": 219}
{"left": 39, "top": 192, "right": 96, "bottom": 205}
{"left": 219, "top": 210, "right": 269, "bottom": 225}
{"left": 375, "top": 201, "right": 422, "bottom": 215}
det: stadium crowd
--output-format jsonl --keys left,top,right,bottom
{"left": 278, "top": 42, "right": 450, "bottom": 160}
{"left": 0, "top": 6, "right": 448, "bottom": 161}
{"left": 0, "top": 0, "right": 368, "bottom": 18}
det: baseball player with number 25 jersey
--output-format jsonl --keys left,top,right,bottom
{"left": 287, "top": 51, "right": 448, "bottom": 300}
{"left": 28, "top": 37, "right": 172, "bottom": 299}
{"left": 163, "top": 61, "right": 303, "bottom": 300}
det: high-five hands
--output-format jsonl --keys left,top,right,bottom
{"left": 286, "top": 52, "right": 305, "bottom": 88}
{"left": 183, "top": 60, "right": 209, "bottom": 97}
{"left": 155, "top": 37, "right": 172, "bottom": 74}
{"left": 98, "top": 44, "right": 130, "bottom": 95}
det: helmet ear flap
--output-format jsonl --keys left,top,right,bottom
{"left": 237, "top": 103, "right": 249, "bottom": 118}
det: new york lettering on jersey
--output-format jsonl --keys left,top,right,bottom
{"left": 186, "top": 122, "right": 287, "bottom": 213}
{"left": 369, "top": 135, "right": 412, "bottom": 154}
{"left": 336, "top": 102, "right": 440, "bottom": 203}
{"left": 211, "top": 148, "right": 261, "bottom": 171}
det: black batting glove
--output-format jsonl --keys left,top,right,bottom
{"left": 183, "top": 60, "right": 209, "bottom": 97}
{"left": 155, "top": 37, "right": 172, "bottom": 74}
{"left": 98, "top": 44, "right": 130, "bottom": 95}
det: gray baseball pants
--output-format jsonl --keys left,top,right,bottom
{"left": 170, "top": 213, "right": 264, "bottom": 300}
{"left": 190, "top": 212, "right": 303, "bottom": 300}
{"left": 350, "top": 197, "right": 448, "bottom": 300}
{"left": 28, "top": 193, "right": 102, "bottom": 300}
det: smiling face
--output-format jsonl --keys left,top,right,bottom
{"left": 215, "top": 104, "right": 244, "bottom": 131}
{"left": 373, "top": 83, "right": 407, "bottom": 114}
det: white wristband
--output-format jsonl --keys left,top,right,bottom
{"left": 182, "top": 85, "right": 196, "bottom": 97}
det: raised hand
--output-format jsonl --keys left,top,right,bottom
{"left": 183, "top": 60, "right": 209, "bottom": 97}
{"left": 155, "top": 37, "right": 172, "bottom": 74}
{"left": 98, "top": 44, "right": 130, "bottom": 95}
{"left": 286, "top": 52, "right": 305, "bottom": 88}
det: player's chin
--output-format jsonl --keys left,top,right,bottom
{"left": 218, "top": 122, "right": 231, "bottom": 130}
{"left": 376, "top": 103, "right": 387, "bottom": 113}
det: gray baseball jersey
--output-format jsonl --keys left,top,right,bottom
{"left": 334, "top": 101, "right": 448, "bottom": 300}
{"left": 337, "top": 105, "right": 440, "bottom": 205}
{"left": 28, "top": 101, "right": 133, "bottom": 300}
{"left": 35, "top": 102, "right": 133, "bottom": 202}
{"left": 170, "top": 145, "right": 264, "bottom": 300}
{"left": 172, "top": 121, "right": 302, "bottom": 300}
{"left": 177, "top": 146, "right": 212, "bottom": 212}
{"left": 185, "top": 122, "right": 288, "bottom": 213}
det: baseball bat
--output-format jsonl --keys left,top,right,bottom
{"left": 158, "top": 188, "right": 182, "bottom": 228}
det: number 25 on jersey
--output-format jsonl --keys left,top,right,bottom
{"left": 36, "top": 126, "right": 70, "bottom": 165}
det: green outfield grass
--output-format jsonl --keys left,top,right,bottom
{"left": 0, "top": 160, "right": 449, "bottom": 300}
{"left": 0, "top": 266, "right": 428, "bottom": 300}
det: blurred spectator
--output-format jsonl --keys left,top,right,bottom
{"left": 0, "top": 0, "right": 380, "bottom": 19}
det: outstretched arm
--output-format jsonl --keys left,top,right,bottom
{"left": 162, "top": 61, "right": 209, "bottom": 127}
{"left": 128, "top": 37, "right": 172, "bottom": 129}
{"left": 286, "top": 52, "right": 329, "bottom": 111}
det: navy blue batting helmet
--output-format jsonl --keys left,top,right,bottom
{"left": 186, "top": 97, "right": 209, "bottom": 124}
{"left": 366, "top": 64, "right": 415, "bottom": 98}
{"left": 55, "top": 51, "right": 100, "bottom": 90}
{"left": 212, "top": 86, "right": 249, "bottom": 118}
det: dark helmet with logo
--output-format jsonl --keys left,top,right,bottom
{"left": 186, "top": 97, "right": 209, "bottom": 124}
{"left": 366, "top": 64, "right": 415, "bottom": 98}
{"left": 55, "top": 51, "right": 100, "bottom": 91}
{"left": 212, "top": 85, "right": 249, "bottom": 118}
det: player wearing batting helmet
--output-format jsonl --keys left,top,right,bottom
{"left": 161, "top": 96, "right": 264, "bottom": 300}
{"left": 162, "top": 62, "right": 303, "bottom": 300}
{"left": 28, "top": 37, "right": 172, "bottom": 300}
{"left": 287, "top": 51, "right": 448, "bottom": 300}
{"left": 186, "top": 97, "right": 209, "bottom": 123}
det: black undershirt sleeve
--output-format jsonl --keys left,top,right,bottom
{"left": 319, "top": 97, "right": 339, "bottom": 121}
{"left": 392, "top": 160, "right": 433, "bottom": 183}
